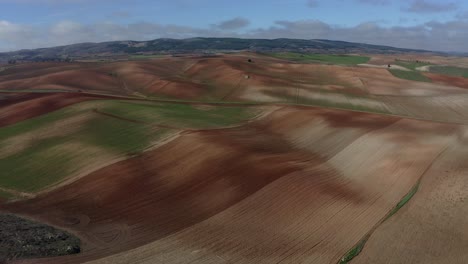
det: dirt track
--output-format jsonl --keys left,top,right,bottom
{"left": 1, "top": 106, "right": 461, "bottom": 264}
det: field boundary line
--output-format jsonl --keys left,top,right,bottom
{"left": 337, "top": 142, "right": 452, "bottom": 264}
{"left": 0, "top": 187, "right": 34, "bottom": 200}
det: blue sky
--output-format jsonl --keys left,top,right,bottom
{"left": 1, "top": 0, "right": 468, "bottom": 52}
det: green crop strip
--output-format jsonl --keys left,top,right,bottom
{"left": 395, "top": 61, "right": 432, "bottom": 71}
{"left": 338, "top": 181, "right": 421, "bottom": 264}
{"left": 339, "top": 237, "right": 369, "bottom": 264}
{"left": 429, "top": 66, "right": 468, "bottom": 78}
{"left": 267, "top": 52, "right": 370, "bottom": 65}
{"left": 385, "top": 181, "right": 420, "bottom": 221}
{"left": 389, "top": 69, "right": 431, "bottom": 82}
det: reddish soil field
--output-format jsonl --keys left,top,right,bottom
{"left": 3, "top": 128, "right": 327, "bottom": 263}
{"left": 0, "top": 92, "right": 113, "bottom": 128}
{"left": 1, "top": 106, "right": 459, "bottom": 264}
{"left": 425, "top": 72, "right": 468, "bottom": 89}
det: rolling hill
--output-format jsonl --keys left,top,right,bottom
{"left": 0, "top": 38, "right": 442, "bottom": 62}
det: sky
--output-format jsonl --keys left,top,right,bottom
{"left": 1, "top": 0, "right": 468, "bottom": 52}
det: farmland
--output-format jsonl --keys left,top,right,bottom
{"left": 429, "top": 66, "right": 468, "bottom": 78}
{"left": 0, "top": 99, "right": 256, "bottom": 194}
{"left": 1, "top": 52, "right": 468, "bottom": 263}
{"left": 267, "top": 52, "right": 370, "bottom": 65}
{"left": 389, "top": 69, "right": 432, "bottom": 82}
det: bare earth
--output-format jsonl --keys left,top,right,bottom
{"left": 2, "top": 107, "right": 461, "bottom": 264}
{"left": 353, "top": 127, "right": 468, "bottom": 264}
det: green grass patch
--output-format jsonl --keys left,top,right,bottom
{"left": 339, "top": 180, "right": 421, "bottom": 263}
{"left": 339, "top": 237, "right": 368, "bottom": 264}
{"left": 389, "top": 69, "right": 432, "bottom": 82}
{"left": 267, "top": 52, "right": 370, "bottom": 65}
{"left": 0, "top": 137, "right": 74, "bottom": 192}
{"left": 395, "top": 61, "right": 432, "bottom": 71}
{"left": 0, "top": 107, "right": 75, "bottom": 139}
{"left": 0, "top": 99, "right": 257, "bottom": 193}
{"left": 79, "top": 114, "right": 158, "bottom": 154}
{"left": 385, "top": 181, "right": 420, "bottom": 221}
{"left": 429, "top": 66, "right": 468, "bottom": 78}
{"left": 101, "top": 101, "right": 255, "bottom": 128}
{"left": 0, "top": 189, "right": 16, "bottom": 200}
{"left": 129, "top": 54, "right": 163, "bottom": 60}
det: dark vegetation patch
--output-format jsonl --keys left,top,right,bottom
{"left": 429, "top": 66, "right": 468, "bottom": 78}
{"left": 389, "top": 69, "right": 432, "bottom": 82}
{"left": 0, "top": 214, "right": 80, "bottom": 262}
{"left": 267, "top": 52, "right": 370, "bottom": 65}
{"left": 338, "top": 180, "right": 421, "bottom": 263}
{"left": 394, "top": 60, "right": 431, "bottom": 70}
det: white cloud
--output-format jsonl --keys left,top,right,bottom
{"left": 50, "top": 21, "right": 83, "bottom": 35}
{"left": 214, "top": 17, "right": 250, "bottom": 30}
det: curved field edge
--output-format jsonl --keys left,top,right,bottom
{"left": 338, "top": 146, "right": 450, "bottom": 264}
{"left": 338, "top": 181, "right": 421, "bottom": 264}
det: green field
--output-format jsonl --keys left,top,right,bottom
{"left": 101, "top": 101, "right": 254, "bottom": 128}
{"left": 395, "top": 61, "right": 432, "bottom": 71}
{"left": 429, "top": 66, "right": 468, "bottom": 78}
{"left": 268, "top": 52, "right": 370, "bottom": 65}
{"left": 0, "top": 189, "right": 16, "bottom": 200}
{"left": 129, "top": 54, "right": 164, "bottom": 60}
{"left": 0, "top": 100, "right": 255, "bottom": 194}
{"left": 389, "top": 69, "right": 431, "bottom": 82}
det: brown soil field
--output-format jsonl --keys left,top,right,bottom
{"left": 2, "top": 53, "right": 468, "bottom": 263}
{"left": 0, "top": 92, "right": 112, "bottom": 128}
{"left": 424, "top": 72, "right": 468, "bottom": 89}
{"left": 2, "top": 54, "right": 468, "bottom": 102}
{"left": 379, "top": 94, "right": 468, "bottom": 125}
{"left": 353, "top": 127, "right": 468, "bottom": 264}
{"left": 343, "top": 66, "right": 465, "bottom": 96}
{"left": 1, "top": 106, "right": 461, "bottom": 264}
{"left": 0, "top": 63, "right": 82, "bottom": 81}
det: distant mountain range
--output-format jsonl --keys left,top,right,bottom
{"left": 0, "top": 38, "right": 446, "bottom": 62}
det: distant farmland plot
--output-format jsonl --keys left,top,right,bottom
{"left": 0, "top": 99, "right": 256, "bottom": 195}
{"left": 268, "top": 52, "right": 370, "bottom": 65}
{"left": 389, "top": 69, "right": 432, "bottom": 82}
{"left": 429, "top": 66, "right": 468, "bottom": 78}
{"left": 394, "top": 60, "right": 432, "bottom": 70}
{"left": 129, "top": 54, "right": 164, "bottom": 60}
{"left": 100, "top": 101, "right": 255, "bottom": 128}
